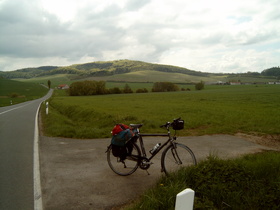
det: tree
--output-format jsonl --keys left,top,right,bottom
{"left": 136, "top": 88, "right": 148, "bottom": 93}
{"left": 68, "top": 80, "right": 107, "bottom": 96}
{"left": 261, "top": 67, "right": 280, "bottom": 77}
{"left": 195, "top": 81, "right": 205, "bottom": 90}
{"left": 123, "top": 84, "right": 133, "bottom": 93}
{"left": 109, "top": 87, "right": 122, "bottom": 94}
{"left": 47, "top": 80, "right": 51, "bottom": 89}
{"left": 152, "top": 82, "right": 179, "bottom": 92}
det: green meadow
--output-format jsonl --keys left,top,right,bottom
{"left": 41, "top": 84, "right": 280, "bottom": 138}
{"left": 15, "top": 74, "right": 72, "bottom": 88}
{"left": 0, "top": 79, "right": 49, "bottom": 106}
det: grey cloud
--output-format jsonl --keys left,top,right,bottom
{"left": 0, "top": 0, "right": 73, "bottom": 57}
{"left": 125, "top": 0, "right": 151, "bottom": 11}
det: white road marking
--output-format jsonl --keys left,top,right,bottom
{"left": 34, "top": 102, "right": 43, "bottom": 210}
{"left": 0, "top": 102, "right": 32, "bottom": 115}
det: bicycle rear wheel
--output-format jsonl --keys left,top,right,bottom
{"left": 161, "top": 143, "right": 196, "bottom": 175}
{"left": 107, "top": 142, "right": 140, "bottom": 176}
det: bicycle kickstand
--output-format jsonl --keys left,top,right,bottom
{"left": 145, "top": 170, "right": 150, "bottom": 175}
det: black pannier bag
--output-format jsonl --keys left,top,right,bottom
{"left": 111, "top": 144, "right": 128, "bottom": 160}
{"left": 172, "top": 118, "right": 184, "bottom": 130}
{"left": 111, "top": 139, "right": 134, "bottom": 160}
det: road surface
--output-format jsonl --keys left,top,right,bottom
{"left": 39, "top": 134, "right": 276, "bottom": 210}
{"left": 0, "top": 89, "right": 53, "bottom": 210}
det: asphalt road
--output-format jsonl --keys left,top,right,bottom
{"left": 0, "top": 89, "right": 53, "bottom": 210}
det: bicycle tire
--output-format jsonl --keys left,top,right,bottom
{"left": 107, "top": 142, "right": 141, "bottom": 176}
{"left": 161, "top": 143, "right": 197, "bottom": 175}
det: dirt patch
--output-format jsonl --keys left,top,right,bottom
{"left": 235, "top": 133, "right": 280, "bottom": 151}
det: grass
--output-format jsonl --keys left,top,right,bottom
{"left": 41, "top": 84, "right": 280, "bottom": 138}
{"left": 0, "top": 78, "right": 49, "bottom": 106}
{"left": 126, "top": 151, "right": 280, "bottom": 210}
{"left": 15, "top": 74, "right": 72, "bottom": 88}
{"left": 39, "top": 84, "right": 280, "bottom": 209}
{"left": 85, "top": 70, "right": 227, "bottom": 83}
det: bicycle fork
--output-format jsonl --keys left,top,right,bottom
{"left": 171, "top": 144, "right": 183, "bottom": 165}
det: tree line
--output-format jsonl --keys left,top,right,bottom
{"left": 67, "top": 81, "right": 200, "bottom": 96}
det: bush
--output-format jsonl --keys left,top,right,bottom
{"left": 123, "top": 84, "right": 133, "bottom": 93}
{"left": 10, "top": 92, "right": 19, "bottom": 98}
{"left": 109, "top": 87, "right": 122, "bottom": 94}
{"left": 69, "top": 80, "right": 106, "bottom": 96}
{"left": 195, "top": 81, "right": 204, "bottom": 90}
{"left": 152, "top": 82, "right": 179, "bottom": 92}
{"left": 136, "top": 88, "right": 148, "bottom": 93}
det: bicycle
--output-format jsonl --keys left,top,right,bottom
{"left": 106, "top": 118, "right": 197, "bottom": 176}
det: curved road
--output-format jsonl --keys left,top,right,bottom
{"left": 0, "top": 89, "right": 53, "bottom": 210}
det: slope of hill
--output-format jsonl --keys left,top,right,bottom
{"left": 0, "top": 60, "right": 279, "bottom": 83}
{"left": 0, "top": 78, "right": 49, "bottom": 106}
{"left": 0, "top": 66, "right": 58, "bottom": 79}
{"left": 0, "top": 60, "right": 208, "bottom": 79}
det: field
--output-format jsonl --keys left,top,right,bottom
{"left": 85, "top": 70, "right": 228, "bottom": 83}
{"left": 41, "top": 84, "right": 280, "bottom": 139}
{"left": 0, "top": 79, "right": 49, "bottom": 106}
{"left": 15, "top": 74, "right": 72, "bottom": 88}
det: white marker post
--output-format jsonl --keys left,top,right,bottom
{"left": 46, "top": 102, "right": 49, "bottom": 115}
{"left": 175, "top": 188, "right": 195, "bottom": 210}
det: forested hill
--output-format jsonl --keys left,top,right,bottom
{"left": 0, "top": 60, "right": 210, "bottom": 79}
{"left": 0, "top": 59, "right": 279, "bottom": 79}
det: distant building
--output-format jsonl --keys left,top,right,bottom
{"left": 268, "top": 81, "right": 280, "bottom": 85}
{"left": 217, "top": 81, "right": 226, "bottom": 85}
{"left": 230, "top": 82, "right": 241, "bottom": 85}
{"left": 58, "top": 84, "right": 69, "bottom": 89}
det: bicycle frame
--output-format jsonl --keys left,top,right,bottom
{"left": 134, "top": 128, "right": 177, "bottom": 162}
{"left": 107, "top": 118, "right": 196, "bottom": 176}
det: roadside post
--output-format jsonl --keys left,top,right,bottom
{"left": 46, "top": 102, "right": 49, "bottom": 115}
{"left": 175, "top": 188, "right": 195, "bottom": 210}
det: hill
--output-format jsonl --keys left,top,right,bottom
{"left": 0, "top": 78, "right": 49, "bottom": 106}
{"left": 0, "top": 60, "right": 279, "bottom": 83}
{"left": 0, "top": 60, "right": 207, "bottom": 78}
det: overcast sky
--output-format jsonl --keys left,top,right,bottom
{"left": 0, "top": 0, "right": 279, "bottom": 73}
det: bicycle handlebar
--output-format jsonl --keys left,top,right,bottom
{"left": 160, "top": 117, "right": 181, "bottom": 129}
{"left": 160, "top": 122, "right": 171, "bottom": 128}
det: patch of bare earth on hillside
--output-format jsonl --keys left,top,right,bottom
{"left": 235, "top": 133, "right": 280, "bottom": 151}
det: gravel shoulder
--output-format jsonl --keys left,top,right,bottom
{"left": 39, "top": 134, "right": 278, "bottom": 210}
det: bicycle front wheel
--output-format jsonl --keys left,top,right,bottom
{"left": 161, "top": 143, "right": 197, "bottom": 175}
{"left": 107, "top": 142, "right": 140, "bottom": 176}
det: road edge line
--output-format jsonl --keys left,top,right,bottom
{"left": 34, "top": 102, "right": 43, "bottom": 210}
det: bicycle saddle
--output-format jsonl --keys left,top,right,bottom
{"left": 130, "top": 124, "right": 143, "bottom": 129}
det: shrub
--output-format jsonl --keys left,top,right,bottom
{"left": 109, "top": 87, "right": 122, "bottom": 94}
{"left": 69, "top": 80, "right": 106, "bottom": 96}
{"left": 195, "top": 81, "right": 204, "bottom": 90}
{"left": 136, "top": 88, "right": 148, "bottom": 93}
{"left": 152, "top": 82, "right": 179, "bottom": 92}
{"left": 123, "top": 84, "right": 133, "bottom": 93}
{"left": 10, "top": 92, "right": 19, "bottom": 98}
